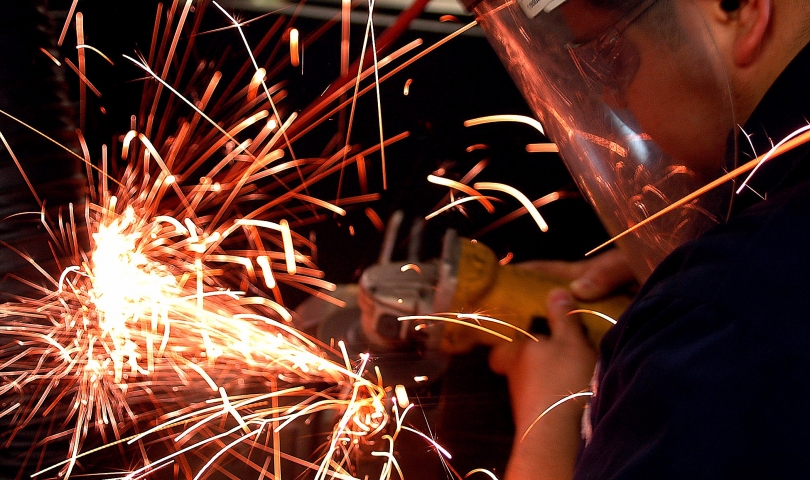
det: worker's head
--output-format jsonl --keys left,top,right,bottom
{"left": 467, "top": 0, "right": 810, "bottom": 279}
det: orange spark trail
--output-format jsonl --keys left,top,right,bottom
{"left": 365, "top": 207, "right": 385, "bottom": 231}
{"left": 466, "top": 143, "right": 489, "bottom": 152}
{"left": 425, "top": 196, "right": 498, "bottom": 220}
{"left": 402, "top": 315, "right": 514, "bottom": 342}
{"left": 39, "top": 47, "right": 62, "bottom": 66}
{"left": 499, "top": 252, "right": 513, "bottom": 265}
{"left": 341, "top": 0, "right": 351, "bottom": 77}
{"left": 473, "top": 182, "right": 550, "bottom": 232}
{"left": 64, "top": 58, "right": 102, "bottom": 98}
{"left": 76, "top": 12, "right": 87, "bottom": 129}
{"left": 404, "top": 78, "right": 413, "bottom": 95}
{"left": 428, "top": 175, "right": 496, "bottom": 213}
{"left": 569, "top": 309, "right": 618, "bottom": 325}
{"left": 58, "top": 0, "right": 79, "bottom": 46}
{"left": 526, "top": 143, "right": 559, "bottom": 153}
{"left": 464, "top": 114, "right": 547, "bottom": 136}
{"left": 76, "top": 44, "right": 115, "bottom": 65}
{"left": 473, "top": 191, "right": 576, "bottom": 237}
{"left": 289, "top": 28, "right": 300, "bottom": 67}
{"left": 519, "top": 392, "right": 594, "bottom": 442}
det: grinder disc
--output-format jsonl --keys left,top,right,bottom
{"left": 294, "top": 284, "right": 449, "bottom": 389}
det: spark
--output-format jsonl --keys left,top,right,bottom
{"left": 402, "top": 315, "right": 514, "bottom": 342}
{"left": 473, "top": 182, "right": 550, "bottom": 232}
{"left": 466, "top": 143, "right": 489, "bottom": 152}
{"left": 0, "top": 109, "right": 121, "bottom": 188}
{"left": 76, "top": 12, "right": 87, "bottom": 129}
{"left": 525, "top": 143, "right": 559, "bottom": 153}
{"left": 357, "top": 154, "right": 369, "bottom": 193}
{"left": 425, "top": 195, "right": 498, "bottom": 220}
{"left": 64, "top": 58, "right": 103, "bottom": 98}
{"left": 289, "top": 28, "right": 301, "bottom": 68}
{"left": 280, "top": 219, "right": 297, "bottom": 274}
{"left": 39, "top": 47, "right": 62, "bottom": 66}
{"left": 456, "top": 313, "right": 539, "bottom": 342}
{"left": 123, "top": 54, "right": 242, "bottom": 147}
{"left": 474, "top": 191, "right": 576, "bottom": 237}
{"left": 57, "top": 0, "right": 79, "bottom": 46}
{"left": 341, "top": 0, "right": 351, "bottom": 77}
{"left": 247, "top": 68, "right": 266, "bottom": 102}
{"left": 401, "top": 426, "right": 453, "bottom": 459}
{"left": 499, "top": 252, "right": 513, "bottom": 265}
{"left": 291, "top": 193, "right": 347, "bottom": 216}
{"left": 400, "top": 264, "right": 422, "bottom": 274}
{"left": 466, "top": 469, "right": 500, "bottom": 480}
{"left": 335, "top": 193, "right": 382, "bottom": 206}
{"left": 568, "top": 309, "right": 618, "bottom": 325}
{"left": 256, "top": 256, "right": 277, "bottom": 289}
{"left": 0, "top": 133, "right": 44, "bottom": 208}
{"left": 339, "top": 0, "right": 388, "bottom": 191}
{"left": 519, "top": 392, "right": 594, "bottom": 442}
{"left": 288, "top": 18, "right": 477, "bottom": 154}
{"left": 586, "top": 126, "right": 810, "bottom": 256}
{"left": 211, "top": 1, "right": 299, "bottom": 166}
{"left": 365, "top": 207, "right": 385, "bottom": 231}
{"left": 394, "top": 384, "right": 410, "bottom": 408}
{"left": 403, "top": 78, "right": 413, "bottom": 95}
{"left": 0, "top": 403, "right": 20, "bottom": 419}
{"left": 736, "top": 123, "right": 810, "bottom": 194}
{"left": 428, "top": 175, "right": 496, "bottom": 213}
{"left": 464, "top": 114, "right": 546, "bottom": 136}
{"left": 76, "top": 44, "right": 115, "bottom": 65}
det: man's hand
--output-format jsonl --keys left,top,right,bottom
{"left": 517, "top": 248, "right": 637, "bottom": 301}
{"left": 488, "top": 249, "right": 633, "bottom": 480}
{"left": 490, "top": 289, "right": 597, "bottom": 480}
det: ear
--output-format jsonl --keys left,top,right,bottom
{"left": 730, "top": 0, "right": 772, "bottom": 67}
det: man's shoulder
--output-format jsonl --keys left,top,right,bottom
{"left": 654, "top": 174, "right": 810, "bottom": 311}
{"left": 606, "top": 172, "right": 810, "bottom": 357}
{"left": 583, "top": 175, "right": 810, "bottom": 478}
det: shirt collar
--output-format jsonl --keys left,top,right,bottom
{"left": 733, "top": 41, "right": 810, "bottom": 211}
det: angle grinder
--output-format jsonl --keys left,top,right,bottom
{"left": 295, "top": 211, "right": 633, "bottom": 387}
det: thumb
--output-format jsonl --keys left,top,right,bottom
{"left": 570, "top": 250, "right": 635, "bottom": 301}
{"left": 546, "top": 288, "right": 584, "bottom": 340}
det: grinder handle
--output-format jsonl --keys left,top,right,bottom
{"left": 439, "top": 239, "right": 632, "bottom": 353}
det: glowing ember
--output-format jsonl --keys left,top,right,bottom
{"left": 473, "top": 182, "right": 550, "bottom": 232}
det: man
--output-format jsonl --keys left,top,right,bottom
{"left": 462, "top": 0, "right": 810, "bottom": 477}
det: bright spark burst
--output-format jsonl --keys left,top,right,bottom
{"left": 0, "top": 1, "right": 478, "bottom": 479}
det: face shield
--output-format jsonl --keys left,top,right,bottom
{"left": 464, "top": 0, "right": 738, "bottom": 280}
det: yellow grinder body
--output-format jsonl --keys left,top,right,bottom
{"left": 439, "top": 238, "right": 632, "bottom": 353}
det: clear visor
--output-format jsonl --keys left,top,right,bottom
{"left": 471, "top": 0, "right": 737, "bottom": 280}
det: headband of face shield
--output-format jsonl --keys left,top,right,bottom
{"left": 467, "top": 0, "right": 738, "bottom": 280}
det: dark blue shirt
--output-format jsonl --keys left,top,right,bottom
{"left": 575, "top": 42, "right": 810, "bottom": 479}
